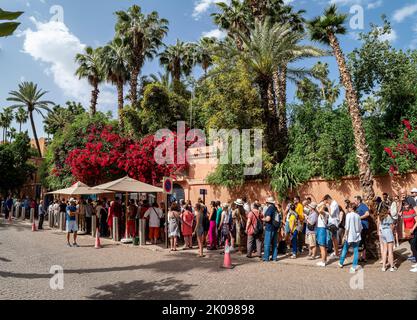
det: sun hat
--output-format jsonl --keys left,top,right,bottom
{"left": 266, "top": 197, "right": 276, "bottom": 204}
{"left": 234, "top": 199, "right": 244, "bottom": 206}
{"left": 308, "top": 202, "right": 318, "bottom": 210}
{"left": 411, "top": 188, "right": 417, "bottom": 193}
{"left": 69, "top": 198, "right": 76, "bottom": 203}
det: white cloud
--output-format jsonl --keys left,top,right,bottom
{"left": 20, "top": 17, "right": 115, "bottom": 111}
{"left": 202, "top": 28, "right": 226, "bottom": 39}
{"left": 192, "top": 0, "right": 230, "bottom": 19}
{"left": 367, "top": 0, "right": 382, "bottom": 9}
{"left": 393, "top": 3, "right": 417, "bottom": 23}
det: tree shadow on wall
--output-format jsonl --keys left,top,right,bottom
{"left": 87, "top": 277, "right": 195, "bottom": 300}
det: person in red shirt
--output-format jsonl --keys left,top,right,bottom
{"left": 402, "top": 202, "right": 417, "bottom": 272}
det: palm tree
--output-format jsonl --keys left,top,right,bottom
{"left": 0, "top": 8, "right": 23, "bottom": 37}
{"left": 159, "top": 40, "right": 196, "bottom": 84}
{"left": 148, "top": 70, "right": 172, "bottom": 90}
{"left": 7, "top": 82, "right": 54, "bottom": 157}
{"left": 102, "top": 37, "right": 130, "bottom": 126}
{"left": 115, "top": 5, "right": 169, "bottom": 108}
{"left": 212, "top": 0, "right": 251, "bottom": 51}
{"left": 75, "top": 46, "right": 104, "bottom": 115}
{"left": 15, "top": 106, "right": 28, "bottom": 133}
{"left": 308, "top": 4, "right": 375, "bottom": 200}
{"left": 0, "top": 107, "right": 14, "bottom": 143}
{"left": 195, "top": 37, "right": 216, "bottom": 76}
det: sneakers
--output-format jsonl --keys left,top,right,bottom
{"left": 349, "top": 267, "right": 357, "bottom": 274}
{"left": 410, "top": 267, "right": 417, "bottom": 273}
{"left": 381, "top": 267, "right": 387, "bottom": 272}
{"left": 290, "top": 254, "right": 297, "bottom": 259}
{"left": 389, "top": 267, "right": 397, "bottom": 272}
{"left": 67, "top": 243, "right": 72, "bottom": 248}
{"left": 316, "top": 261, "right": 326, "bottom": 267}
{"left": 411, "top": 263, "right": 417, "bottom": 268}
{"left": 338, "top": 263, "right": 344, "bottom": 269}
{"left": 330, "top": 253, "right": 339, "bottom": 259}
{"left": 72, "top": 243, "right": 80, "bottom": 248}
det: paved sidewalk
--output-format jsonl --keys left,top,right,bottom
{"left": 1, "top": 218, "right": 416, "bottom": 300}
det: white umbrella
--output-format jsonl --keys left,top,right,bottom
{"left": 93, "top": 176, "right": 163, "bottom": 193}
{"left": 47, "top": 182, "right": 112, "bottom": 195}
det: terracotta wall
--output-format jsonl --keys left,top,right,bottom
{"left": 176, "top": 172, "right": 417, "bottom": 206}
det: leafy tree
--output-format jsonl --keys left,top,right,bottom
{"left": 7, "top": 82, "right": 54, "bottom": 157}
{"left": 15, "top": 106, "right": 28, "bottom": 133}
{"left": 115, "top": 5, "right": 168, "bottom": 108}
{"left": 102, "top": 37, "right": 130, "bottom": 127}
{"left": 0, "top": 133, "right": 35, "bottom": 196}
{"left": 159, "top": 40, "right": 196, "bottom": 89}
{"left": 0, "top": 8, "right": 23, "bottom": 37}
{"left": 43, "top": 101, "right": 85, "bottom": 136}
{"left": 0, "top": 107, "right": 13, "bottom": 143}
{"left": 75, "top": 46, "right": 104, "bottom": 115}
{"left": 308, "top": 4, "right": 375, "bottom": 201}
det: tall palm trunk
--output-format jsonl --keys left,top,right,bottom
{"left": 29, "top": 110, "right": 42, "bottom": 157}
{"left": 117, "top": 80, "right": 124, "bottom": 128}
{"left": 90, "top": 81, "right": 99, "bottom": 116}
{"left": 274, "top": 65, "right": 289, "bottom": 163}
{"left": 130, "top": 66, "right": 140, "bottom": 108}
{"left": 327, "top": 32, "right": 375, "bottom": 201}
{"left": 19, "top": 122, "right": 22, "bottom": 133}
{"left": 258, "top": 78, "right": 277, "bottom": 156}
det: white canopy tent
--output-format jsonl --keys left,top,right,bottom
{"left": 47, "top": 181, "right": 112, "bottom": 195}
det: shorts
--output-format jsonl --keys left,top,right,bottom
{"left": 316, "top": 227, "right": 327, "bottom": 247}
{"left": 380, "top": 227, "right": 394, "bottom": 244}
{"left": 306, "top": 233, "right": 317, "bottom": 247}
{"left": 149, "top": 227, "right": 160, "bottom": 239}
{"left": 66, "top": 220, "right": 78, "bottom": 233}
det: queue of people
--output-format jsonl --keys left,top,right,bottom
{"left": 2, "top": 187, "right": 417, "bottom": 273}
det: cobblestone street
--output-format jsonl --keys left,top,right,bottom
{"left": 1, "top": 218, "right": 416, "bottom": 300}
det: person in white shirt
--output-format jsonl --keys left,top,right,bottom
{"left": 53, "top": 200, "right": 60, "bottom": 228}
{"left": 323, "top": 195, "right": 342, "bottom": 258}
{"left": 144, "top": 202, "right": 163, "bottom": 245}
{"left": 242, "top": 197, "right": 251, "bottom": 214}
{"left": 338, "top": 203, "right": 362, "bottom": 273}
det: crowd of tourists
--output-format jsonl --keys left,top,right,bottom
{"left": 2, "top": 187, "right": 417, "bottom": 273}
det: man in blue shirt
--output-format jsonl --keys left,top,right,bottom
{"left": 262, "top": 197, "right": 279, "bottom": 262}
{"left": 5, "top": 196, "right": 13, "bottom": 220}
{"left": 66, "top": 198, "right": 79, "bottom": 247}
{"left": 354, "top": 196, "right": 370, "bottom": 262}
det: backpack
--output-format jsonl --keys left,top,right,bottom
{"left": 272, "top": 206, "right": 282, "bottom": 229}
{"left": 252, "top": 211, "right": 264, "bottom": 236}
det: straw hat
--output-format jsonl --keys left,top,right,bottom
{"left": 234, "top": 199, "right": 244, "bottom": 206}
{"left": 266, "top": 197, "right": 276, "bottom": 204}
{"left": 308, "top": 202, "right": 318, "bottom": 210}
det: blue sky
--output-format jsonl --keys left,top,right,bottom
{"left": 0, "top": 0, "right": 416, "bottom": 138}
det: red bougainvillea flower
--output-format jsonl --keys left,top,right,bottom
{"left": 384, "top": 147, "right": 396, "bottom": 159}
{"left": 402, "top": 119, "right": 412, "bottom": 132}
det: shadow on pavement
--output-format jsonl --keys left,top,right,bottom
{"left": 87, "top": 277, "right": 195, "bottom": 300}
{"left": 0, "top": 257, "right": 11, "bottom": 262}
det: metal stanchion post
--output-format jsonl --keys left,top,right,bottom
{"left": 139, "top": 219, "right": 145, "bottom": 246}
{"left": 21, "top": 207, "right": 26, "bottom": 220}
{"left": 92, "top": 216, "right": 97, "bottom": 238}
{"left": 30, "top": 208, "right": 34, "bottom": 223}
{"left": 113, "top": 217, "right": 119, "bottom": 242}
{"left": 49, "top": 209, "right": 53, "bottom": 228}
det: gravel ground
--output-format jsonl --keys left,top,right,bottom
{"left": 1, "top": 218, "right": 416, "bottom": 300}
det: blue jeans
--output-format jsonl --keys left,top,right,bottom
{"left": 263, "top": 230, "right": 278, "bottom": 261}
{"left": 291, "top": 230, "right": 298, "bottom": 255}
{"left": 339, "top": 241, "right": 359, "bottom": 269}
